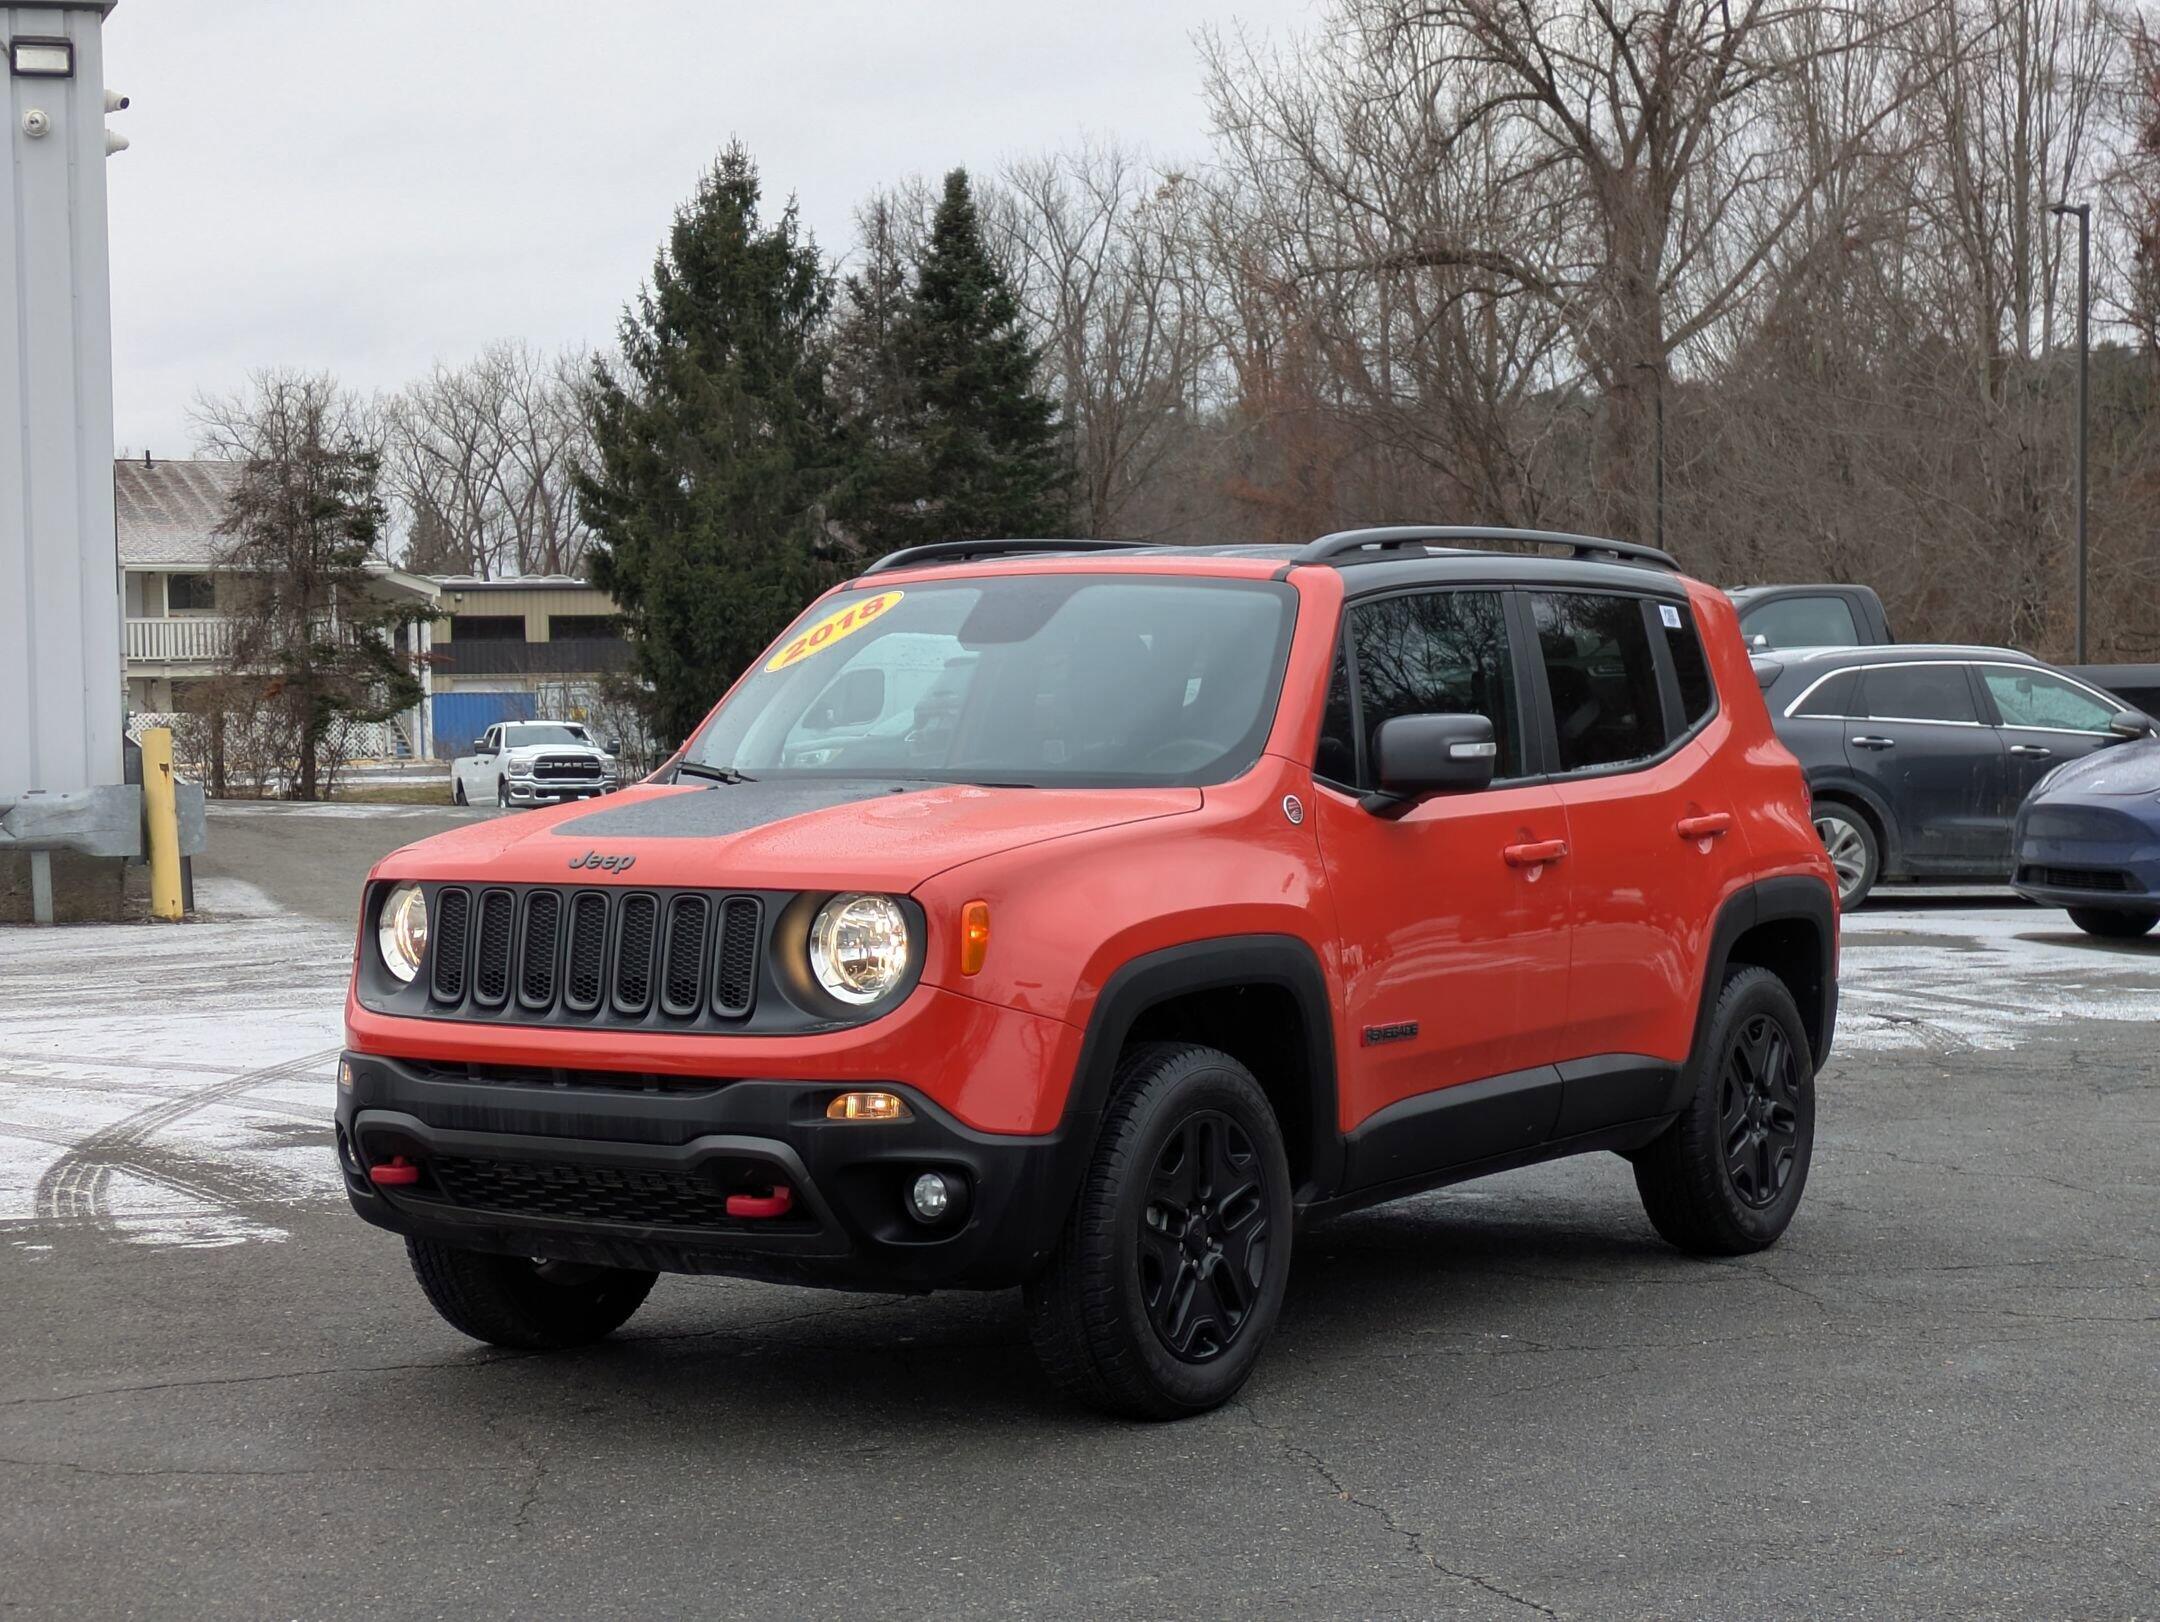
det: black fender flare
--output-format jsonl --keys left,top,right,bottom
{"left": 1687, "top": 876, "right": 1839, "bottom": 1086}
{"left": 1054, "top": 934, "right": 1343, "bottom": 1205}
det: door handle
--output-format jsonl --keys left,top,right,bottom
{"left": 1503, "top": 839, "right": 1568, "bottom": 867}
{"left": 2008, "top": 743, "right": 2053, "bottom": 758}
{"left": 1850, "top": 735, "right": 1895, "bottom": 750}
{"left": 1677, "top": 812, "right": 1732, "bottom": 840}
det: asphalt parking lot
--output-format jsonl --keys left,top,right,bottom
{"left": 3, "top": 804, "right": 2157, "bottom": 1618}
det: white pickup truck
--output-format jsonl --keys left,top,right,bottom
{"left": 452, "top": 721, "right": 622, "bottom": 809}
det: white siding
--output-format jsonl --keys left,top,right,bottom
{"left": 0, "top": 3, "right": 123, "bottom": 800}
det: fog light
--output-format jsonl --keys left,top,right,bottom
{"left": 908, "top": 1171, "right": 953, "bottom": 1223}
{"left": 827, "top": 1090, "right": 911, "bottom": 1122}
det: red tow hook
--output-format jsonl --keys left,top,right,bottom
{"left": 369, "top": 1155, "right": 421, "bottom": 1187}
{"left": 725, "top": 1185, "right": 794, "bottom": 1220}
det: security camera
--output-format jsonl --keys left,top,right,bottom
{"left": 105, "top": 90, "right": 130, "bottom": 112}
{"left": 22, "top": 109, "right": 51, "bottom": 139}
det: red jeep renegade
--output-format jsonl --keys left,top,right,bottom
{"left": 340, "top": 527, "right": 1838, "bottom": 1419}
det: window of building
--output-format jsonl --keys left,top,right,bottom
{"left": 450, "top": 615, "right": 527, "bottom": 642}
{"left": 1531, "top": 592, "right": 1667, "bottom": 772}
{"left": 165, "top": 573, "right": 216, "bottom": 613}
{"left": 547, "top": 615, "right": 623, "bottom": 641}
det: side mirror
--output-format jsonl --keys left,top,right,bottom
{"left": 2108, "top": 711, "right": 2155, "bottom": 741}
{"left": 1363, "top": 713, "right": 1497, "bottom": 817}
{"left": 604, "top": 737, "right": 623, "bottom": 756}
{"left": 472, "top": 736, "right": 491, "bottom": 755}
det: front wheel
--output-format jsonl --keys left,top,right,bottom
{"left": 496, "top": 779, "right": 510, "bottom": 810}
{"left": 453, "top": 777, "right": 468, "bottom": 806}
{"left": 1024, "top": 1043, "right": 1293, "bottom": 1420}
{"left": 406, "top": 1239, "right": 655, "bottom": 1349}
{"left": 1634, "top": 967, "right": 1815, "bottom": 1256}
{"left": 2068, "top": 907, "right": 2159, "bottom": 940}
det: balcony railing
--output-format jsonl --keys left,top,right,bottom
{"left": 125, "top": 617, "right": 234, "bottom": 663}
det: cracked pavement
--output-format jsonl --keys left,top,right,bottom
{"left": 3, "top": 813, "right": 2158, "bottom": 1618}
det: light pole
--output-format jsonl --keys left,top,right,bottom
{"left": 1634, "top": 360, "right": 1665, "bottom": 553}
{"left": 2050, "top": 201, "right": 2090, "bottom": 663}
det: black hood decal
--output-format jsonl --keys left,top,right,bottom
{"left": 551, "top": 780, "right": 930, "bottom": 840}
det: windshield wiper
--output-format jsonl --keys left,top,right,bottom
{"left": 676, "top": 761, "right": 757, "bottom": 786}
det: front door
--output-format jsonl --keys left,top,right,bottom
{"left": 1977, "top": 663, "right": 2128, "bottom": 811}
{"left": 1310, "top": 588, "right": 1572, "bottom": 1142}
{"left": 1845, "top": 662, "right": 2005, "bottom": 869}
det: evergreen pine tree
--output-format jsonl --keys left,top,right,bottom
{"left": 840, "top": 169, "right": 1073, "bottom": 550}
{"left": 576, "top": 144, "right": 847, "bottom": 746}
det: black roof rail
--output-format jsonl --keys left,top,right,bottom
{"left": 1293, "top": 525, "right": 1680, "bottom": 572}
{"left": 861, "top": 538, "right": 1156, "bottom": 576}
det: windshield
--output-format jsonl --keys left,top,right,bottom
{"left": 502, "top": 724, "right": 592, "bottom": 748}
{"left": 681, "top": 576, "right": 1296, "bottom": 787}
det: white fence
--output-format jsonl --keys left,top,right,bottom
{"left": 124, "top": 617, "right": 234, "bottom": 662}
{"left": 126, "top": 710, "right": 415, "bottom": 769}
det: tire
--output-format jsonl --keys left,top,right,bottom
{"left": 1812, "top": 802, "right": 1878, "bottom": 908}
{"left": 405, "top": 1238, "right": 656, "bottom": 1350}
{"left": 1634, "top": 967, "right": 1815, "bottom": 1257}
{"left": 1024, "top": 1043, "right": 1294, "bottom": 1421}
{"left": 2067, "top": 907, "right": 2160, "bottom": 940}
{"left": 453, "top": 778, "right": 468, "bottom": 806}
{"left": 496, "top": 779, "right": 510, "bottom": 810}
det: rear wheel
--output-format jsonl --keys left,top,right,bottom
{"left": 1024, "top": 1043, "right": 1293, "bottom": 1420}
{"left": 1634, "top": 967, "right": 1815, "bottom": 1256}
{"left": 2067, "top": 907, "right": 2159, "bottom": 940}
{"left": 406, "top": 1239, "right": 655, "bottom": 1350}
{"left": 1812, "top": 803, "right": 1878, "bottom": 908}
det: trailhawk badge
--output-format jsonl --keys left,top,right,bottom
{"left": 567, "top": 851, "right": 637, "bottom": 873}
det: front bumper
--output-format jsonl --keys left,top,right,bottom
{"left": 2011, "top": 801, "right": 2160, "bottom": 912}
{"left": 503, "top": 775, "right": 612, "bottom": 805}
{"left": 335, "top": 1053, "right": 1083, "bottom": 1291}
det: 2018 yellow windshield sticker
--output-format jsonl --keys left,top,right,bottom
{"left": 764, "top": 590, "right": 904, "bottom": 672}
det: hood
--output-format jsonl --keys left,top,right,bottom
{"left": 2034, "top": 740, "right": 2160, "bottom": 799}
{"left": 377, "top": 778, "right": 1203, "bottom": 891}
{"left": 503, "top": 743, "right": 605, "bottom": 759}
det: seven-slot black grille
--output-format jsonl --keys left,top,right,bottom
{"left": 423, "top": 884, "right": 762, "bottom": 1028}
{"left": 2018, "top": 864, "right": 2140, "bottom": 894}
{"left": 533, "top": 753, "right": 604, "bottom": 782}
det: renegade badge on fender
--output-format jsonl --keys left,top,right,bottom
{"left": 340, "top": 528, "right": 1839, "bottom": 1419}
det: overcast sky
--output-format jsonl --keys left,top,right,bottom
{"left": 101, "top": 0, "right": 1319, "bottom": 459}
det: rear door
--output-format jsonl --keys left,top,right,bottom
{"left": 1976, "top": 663, "right": 2129, "bottom": 808}
{"left": 1847, "top": 663, "right": 2005, "bottom": 868}
{"left": 1310, "top": 587, "right": 1571, "bottom": 1134}
{"left": 1526, "top": 588, "right": 1728, "bottom": 1073}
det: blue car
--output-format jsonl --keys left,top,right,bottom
{"left": 2013, "top": 737, "right": 2160, "bottom": 938}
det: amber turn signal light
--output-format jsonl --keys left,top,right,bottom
{"left": 827, "top": 1090, "right": 911, "bottom": 1122}
{"left": 960, "top": 901, "right": 991, "bottom": 976}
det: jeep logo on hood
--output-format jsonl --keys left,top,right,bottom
{"left": 567, "top": 851, "right": 636, "bottom": 874}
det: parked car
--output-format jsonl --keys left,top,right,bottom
{"left": 1728, "top": 583, "right": 1893, "bottom": 651}
{"left": 452, "top": 721, "right": 621, "bottom": 809}
{"left": 339, "top": 527, "right": 1837, "bottom": 1419}
{"left": 2011, "top": 737, "right": 2160, "bottom": 938}
{"left": 1755, "top": 644, "right": 2154, "bottom": 906}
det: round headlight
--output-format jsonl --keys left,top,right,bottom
{"left": 378, "top": 883, "right": 428, "bottom": 984}
{"left": 808, "top": 894, "right": 910, "bottom": 1006}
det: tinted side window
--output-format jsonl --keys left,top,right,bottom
{"left": 1860, "top": 665, "right": 1979, "bottom": 724}
{"left": 1791, "top": 669, "right": 1859, "bottom": 717}
{"left": 1532, "top": 592, "right": 1667, "bottom": 772}
{"left": 1660, "top": 602, "right": 1715, "bottom": 726}
{"left": 1740, "top": 594, "right": 1860, "bottom": 650}
{"left": 1981, "top": 668, "right": 2118, "bottom": 733}
{"left": 1347, "top": 590, "right": 1522, "bottom": 783}
{"left": 1316, "top": 643, "right": 1358, "bottom": 785}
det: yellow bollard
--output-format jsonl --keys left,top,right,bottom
{"left": 139, "top": 727, "right": 185, "bottom": 922}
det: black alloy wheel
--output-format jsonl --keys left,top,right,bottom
{"left": 1719, "top": 1013, "right": 1802, "bottom": 1209}
{"left": 1138, "top": 1110, "right": 1272, "bottom": 1363}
